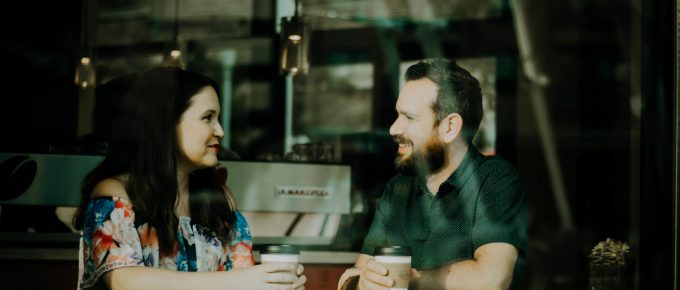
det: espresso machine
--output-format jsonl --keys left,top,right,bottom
{"left": 0, "top": 152, "right": 351, "bottom": 257}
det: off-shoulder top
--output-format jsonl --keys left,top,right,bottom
{"left": 78, "top": 196, "right": 255, "bottom": 289}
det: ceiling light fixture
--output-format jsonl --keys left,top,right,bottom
{"left": 75, "top": 0, "right": 96, "bottom": 88}
{"left": 163, "top": 0, "right": 186, "bottom": 69}
{"left": 280, "top": 0, "right": 309, "bottom": 75}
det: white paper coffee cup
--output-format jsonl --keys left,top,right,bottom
{"left": 260, "top": 244, "right": 300, "bottom": 274}
{"left": 374, "top": 246, "right": 412, "bottom": 290}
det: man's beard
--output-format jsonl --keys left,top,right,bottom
{"left": 394, "top": 134, "right": 446, "bottom": 177}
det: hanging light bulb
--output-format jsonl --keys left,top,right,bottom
{"left": 163, "top": 0, "right": 186, "bottom": 69}
{"left": 163, "top": 40, "right": 186, "bottom": 69}
{"left": 75, "top": 55, "right": 96, "bottom": 88}
{"left": 75, "top": 0, "right": 96, "bottom": 88}
{"left": 280, "top": 0, "right": 309, "bottom": 75}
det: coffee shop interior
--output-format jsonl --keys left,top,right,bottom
{"left": 0, "top": 0, "right": 677, "bottom": 289}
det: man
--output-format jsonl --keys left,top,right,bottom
{"left": 338, "top": 58, "right": 527, "bottom": 290}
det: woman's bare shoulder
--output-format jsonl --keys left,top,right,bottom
{"left": 91, "top": 175, "right": 130, "bottom": 200}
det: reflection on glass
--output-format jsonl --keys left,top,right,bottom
{"left": 75, "top": 57, "right": 96, "bottom": 89}
{"left": 302, "top": 0, "right": 503, "bottom": 23}
{"left": 294, "top": 63, "right": 374, "bottom": 137}
{"left": 162, "top": 46, "right": 187, "bottom": 69}
{"left": 280, "top": 16, "right": 310, "bottom": 75}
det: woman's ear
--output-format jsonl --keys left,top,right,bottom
{"left": 441, "top": 113, "right": 463, "bottom": 143}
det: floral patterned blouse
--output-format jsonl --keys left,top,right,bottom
{"left": 78, "top": 196, "right": 255, "bottom": 289}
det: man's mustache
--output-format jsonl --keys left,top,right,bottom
{"left": 393, "top": 135, "right": 412, "bottom": 145}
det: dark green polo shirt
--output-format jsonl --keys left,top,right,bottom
{"left": 361, "top": 147, "right": 527, "bottom": 285}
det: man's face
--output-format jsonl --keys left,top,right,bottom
{"left": 389, "top": 79, "right": 446, "bottom": 175}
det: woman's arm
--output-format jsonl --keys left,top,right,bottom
{"left": 104, "top": 263, "right": 305, "bottom": 290}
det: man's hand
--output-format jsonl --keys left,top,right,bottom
{"left": 358, "top": 259, "right": 394, "bottom": 290}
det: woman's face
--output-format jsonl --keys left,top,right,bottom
{"left": 176, "top": 86, "right": 224, "bottom": 172}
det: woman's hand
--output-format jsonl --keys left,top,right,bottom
{"left": 231, "top": 263, "right": 306, "bottom": 290}
{"left": 293, "top": 264, "right": 307, "bottom": 290}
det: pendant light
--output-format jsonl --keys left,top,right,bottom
{"left": 280, "top": 0, "right": 309, "bottom": 75}
{"left": 163, "top": 0, "right": 186, "bottom": 69}
{"left": 75, "top": 0, "right": 96, "bottom": 88}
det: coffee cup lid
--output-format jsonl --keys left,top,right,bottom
{"left": 261, "top": 244, "right": 300, "bottom": 255}
{"left": 373, "top": 246, "right": 412, "bottom": 256}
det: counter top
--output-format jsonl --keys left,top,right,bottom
{"left": 0, "top": 248, "right": 359, "bottom": 264}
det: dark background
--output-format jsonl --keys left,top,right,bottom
{"left": 0, "top": 0, "right": 676, "bottom": 289}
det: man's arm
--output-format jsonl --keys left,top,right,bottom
{"left": 410, "top": 243, "right": 517, "bottom": 290}
{"left": 339, "top": 242, "right": 517, "bottom": 290}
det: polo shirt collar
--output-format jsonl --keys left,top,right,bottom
{"left": 415, "top": 146, "right": 482, "bottom": 197}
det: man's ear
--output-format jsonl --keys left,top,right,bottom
{"left": 441, "top": 113, "right": 463, "bottom": 143}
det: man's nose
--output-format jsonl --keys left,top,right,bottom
{"left": 389, "top": 117, "right": 402, "bottom": 136}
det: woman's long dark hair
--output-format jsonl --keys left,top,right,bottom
{"left": 74, "top": 67, "right": 236, "bottom": 254}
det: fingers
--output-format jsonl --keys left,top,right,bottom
{"left": 409, "top": 268, "right": 420, "bottom": 279}
{"left": 358, "top": 260, "right": 393, "bottom": 290}
{"left": 264, "top": 272, "right": 299, "bottom": 284}
{"left": 293, "top": 274, "right": 307, "bottom": 288}
{"left": 265, "top": 284, "right": 299, "bottom": 290}
{"left": 365, "top": 260, "right": 388, "bottom": 275}
{"left": 296, "top": 263, "right": 305, "bottom": 275}
{"left": 260, "top": 262, "right": 298, "bottom": 273}
{"left": 359, "top": 275, "right": 390, "bottom": 290}
{"left": 262, "top": 273, "right": 305, "bottom": 290}
{"left": 363, "top": 269, "right": 393, "bottom": 288}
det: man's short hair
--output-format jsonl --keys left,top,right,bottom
{"left": 404, "top": 58, "right": 483, "bottom": 141}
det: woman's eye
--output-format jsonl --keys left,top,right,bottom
{"left": 202, "top": 115, "right": 212, "bottom": 122}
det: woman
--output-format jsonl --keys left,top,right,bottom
{"left": 73, "top": 67, "right": 306, "bottom": 290}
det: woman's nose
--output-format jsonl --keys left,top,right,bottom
{"left": 214, "top": 122, "right": 225, "bottom": 138}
